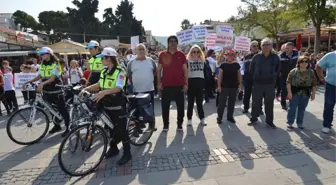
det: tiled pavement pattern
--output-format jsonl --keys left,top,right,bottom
{"left": 0, "top": 136, "right": 334, "bottom": 185}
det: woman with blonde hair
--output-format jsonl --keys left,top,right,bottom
{"left": 69, "top": 60, "right": 83, "bottom": 86}
{"left": 186, "top": 45, "right": 207, "bottom": 126}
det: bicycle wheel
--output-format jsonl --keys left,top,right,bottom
{"left": 128, "top": 109, "right": 155, "bottom": 146}
{"left": 58, "top": 123, "right": 108, "bottom": 176}
{"left": 7, "top": 106, "right": 50, "bottom": 145}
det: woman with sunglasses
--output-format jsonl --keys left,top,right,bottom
{"left": 82, "top": 47, "right": 131, "bottom": 166}
{"left": 25, "top": 47, "right": 70, "bottom": 137}
{"left": 217, "top": 49, "right": 242, "bottom": 124}
{"left": 186, "top": 45, "right": 207, "bottom": 126}
{"left": 286, "top": 56, "right": 316, "bottom": 129}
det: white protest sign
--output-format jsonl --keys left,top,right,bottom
{"left": 215, "top": 25, "right": 234, "bottom": 35}
{"left": 205, "top": 33, "right": 217, "bottom": 48}
{"left": 176, "top": 29, "right": 194, "bottom": 45}
{"left": 14, "top": 73, "right": 38, "bottom": 90}
{"left": 130, "top": 36, "right": 139, "bottom": 50}
{"left": 215, "top": 34, "right": 234, "bottom": 47}
{"left": 234, "top": 36, "right": 251, "bottom": 51}
{"left": 192, "top": 25, "right": 208, "bottom": 40}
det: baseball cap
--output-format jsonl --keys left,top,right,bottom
{"left": 86, "top": 40, "right": 100, "bottom": 49}
{"left": 96, "top": 47, "right": 118, "bottom": 58}
{"left": 37, "top": 47, "right": 54, "bottom": 55}
{"left": 227, "top": 49, "right": 236, "bottom": 54}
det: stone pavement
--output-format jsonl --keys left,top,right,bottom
{"left": 0, "top": 86, "right": 335, "bottom": 185}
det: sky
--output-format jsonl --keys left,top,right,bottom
{"left": 0, "top": 0, "right": 242, "bottom": 36}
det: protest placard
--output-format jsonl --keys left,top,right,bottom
{"left": 192, "top": 25, "right": 208, "bottom": 40}
{"left": 215, "top": 34, "right": 234, "bottom": 47}
{"left": 205, "top": 33, "right": 217, "bottom": 48}
{"left": 215, "top": 25, "right": 234, "bottom": 35}
{"left": 176, "top": 29, "right": 194, "bottom": 45}
{"left": 14, "top": 73, "right": 38, "bottom": 90}
{"left": 131, "top": 36, "right": 139, "bottom": 50}
{"left": 234, "top": 36, "right": 251, "bottom": 51}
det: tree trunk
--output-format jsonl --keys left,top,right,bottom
{"left": 314, "top": 24, "right": 321, "bottom": 54}
{"left": 328, "top": 31, "right": 331, "bottom": 51}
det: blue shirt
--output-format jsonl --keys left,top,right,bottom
{"left": 318, "top": 51, "right": 336, "bottom": 86}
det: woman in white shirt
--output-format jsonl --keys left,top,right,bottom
{"left": 69, "top": 60, "right": 83, "bottom": 86}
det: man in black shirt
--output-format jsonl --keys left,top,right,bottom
{"left": 242, "top": 41, "right": 260, "bottom": 113}
{"left": 249, "top": 38, "right": 280, "bottom": 128}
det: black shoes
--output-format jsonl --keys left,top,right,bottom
{"left": 61, "top": 129, "right": 70, "bottom": 137}
{"left": 242, "top": 109, "right": 249, "bottom": 114}
{"left": 267, "top": 122, "right": 277, "bottom": 129}
{"left": 49, "top": 125, "right": 62, "bottom": 134}
{"left": 117, "top": 154, "right": 132, "bottom": 166}
{"left": 227, "top": 118, "right": 236, "bottom": 123}
{"left": 105, "top": 147, "right": 120, "bottom": 158}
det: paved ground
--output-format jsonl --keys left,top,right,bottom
{"left": 0, "top": 87, "right": 335, "bottom": 185}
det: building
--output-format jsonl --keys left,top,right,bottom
{"left": 0, "top": 13, "right": 16, "bottom": 30}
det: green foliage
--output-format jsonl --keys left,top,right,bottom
{"left": 181, "top": 19, "right": 193, "bottom": 30}
{"left": 12, "top": 10, "right": 38, "bottom": 31}
{"left": 237, "top": 0, "right": 297, "bottom": 42}
{"left": 13, "top": 0, "right": 145, "bottom": 44}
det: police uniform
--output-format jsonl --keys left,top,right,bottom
{"left": 96, "top": 47, "right": 131, "bottom": 165}
{"left": 88, "top": 56, "right": 103, "bottom": 84}
{"left": 39, "top": 60, "right": 70, "bottom": 135}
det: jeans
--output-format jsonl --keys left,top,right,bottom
{"left": 251, "top": 84, "right": 275, "bottom": 124}
{"left": 287, "top": 95, "right": 309, "bottom": 126}
{"left": 161, "top": 86, "right": 185, "bottom": 128}
{"left": 217, "top": 88, "right": 237, "bottom": 120}
{"left": 323, "top": 83, "right": 336, "bottom": 128}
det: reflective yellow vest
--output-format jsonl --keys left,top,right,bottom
{"left": 99, "top": 67, "right": 125, "bottom": 90}
{"left": 89, "top": 57, "right": 103, "bottom": 71}
{"left": 40, "top": 63, "right": 62, "bottom": 80}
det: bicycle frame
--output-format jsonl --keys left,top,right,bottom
{"left": 30, "top": 94, "right": 63, "bottom": 121}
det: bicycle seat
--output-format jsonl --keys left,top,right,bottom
{"left": 72, "top": 86, "right": 83, "bottom": 95}
{"left": 127, "top": 93, "right": 151, "bottom": 106}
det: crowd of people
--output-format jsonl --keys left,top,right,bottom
{"left": 0, "top": 35, "right": 335, "bottom": 166}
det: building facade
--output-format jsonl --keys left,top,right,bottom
{"left": 0, "top": 13, "right": 16, "bottom": 30}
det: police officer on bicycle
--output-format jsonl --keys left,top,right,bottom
{"left": 82, "top": 47, "right": 132, "bottom": 166}
{"left": 86, "top": 40, "right": 103, "bottom": 86}
{"left": 25, "top": 47, "right": 70, "bottom": 137}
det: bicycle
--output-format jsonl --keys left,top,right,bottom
{"left": 58, "top": 91, "right": 155, "bottom": 176}
{"left": 6, "top": 84, "right": 83, "bottom": 145}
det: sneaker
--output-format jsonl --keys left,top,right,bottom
{"left": 227, "top": 118, "right": 236, "bottom": 123}
{"left": 162, "top": 127, "right": 169, "bottom": 132}
{"left": 242, "top": 109, "right": 249, "bottom": 114}
{"left": 49, "top": 125, "right": 62, "bottom": 134}
{"left": 322, "top": 127, "right": 331, "bottom": 134}
{"left": 61, "top": 129, "right": 69, "bottom": 137}
{"left": 287, "top": 125, "right": 294, "bottom": 129}
{"left": 267, "top": 122, "right": 277, "bottom": 129}
{"left": 117, "top": 154, "right": 132, "bottom": 166}
{"left": 200, "top": 119, "right": 207, "bottom": 126}
{"left": 177, "top": 125, "right": 183, "bottom": 132}
{"left": 187, "top": 120, "right": 192, "bottom": 126}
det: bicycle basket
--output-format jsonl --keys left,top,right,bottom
{"left": 138, "top": 103, "right": 155, "bottom": 123}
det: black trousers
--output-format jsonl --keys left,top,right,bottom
{"left": 5, "top": 90, "right": 18, "bottom": 110}
{"left": 187, "top": 82, "right": 205, "bottom": 120}
{"left": 251, "top": 84, "right": 275, "bottom": 124}
{"left": 22, "top": 91, "right": 36, "bottom": 103}
{"left": 280, "top": 75, "right": 288, "bottom": 106}
{"left": 161, "top": 86, "right": 185, "bottom": 127}
{"left": 43, "top": 93, "right": 70, "bottom": 128}
{"left": 100, "top": 96, "right": 131, "bottom": 154}
{"left": 0, "top": 88, "right": 10, "bottom": 113}
{"left": 243, "top": 83, "right": 253, "bottom": 111}
{"left": 217, "top": 88, "right": 237, "bottom": 120}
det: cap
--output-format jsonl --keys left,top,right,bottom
{"left": 96, "top": 47, "right": 118, "bottom": 58}
{"left": 37, "top": 47, "right": 53, "bottom": 55}
{"left": 86, "top": 40, "right": 100, "bottom": 49}
{"left": 227, "top": 49, "right": 236, "bottom": 54}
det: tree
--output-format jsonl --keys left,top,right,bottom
{"left": 12, "top": 10, "right": 38, "bottom": 31}
{"left": 38, "top": 11, "right": 69, "bottom": 34}
{"left": 287, "top": 0, "right": 336, "bottom": 53}
{"left": 237, "top": 0, "right": 300, "bottom": 49}
{"left": 181, "top": 19, "right": 193, "bottom": 30}
{"left": 66, "top": 0, "right": 100, "bottom": 42}
{"left": 113, "top": 0, "right": 145, "bottom": 43}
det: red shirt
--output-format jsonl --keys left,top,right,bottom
{"left": 159, "top": 50, "right": 187, "bottom": 86}
{"left": 83, "top": 70, "right": 91, "bottom": 80}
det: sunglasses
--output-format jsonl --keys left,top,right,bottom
{"left": 262, "top": 44, "right": 271, "bottom": 47}
{"left": 299, "top": 60, "right": 309, "bottom": 64}
{"left": 192, "top": 50, "right": 200, "bottom": 54}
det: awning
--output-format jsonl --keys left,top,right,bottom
{"left": 0, "top": 50, "right": 35, "bottom": 57}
